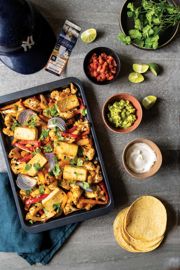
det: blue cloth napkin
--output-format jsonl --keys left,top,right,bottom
{"left": 0, "top": 173, "right": 78, "bottom": 265}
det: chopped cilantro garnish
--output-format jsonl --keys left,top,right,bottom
{"left": 70, "top": 158, "right": 77, "bottom": 166}
{"left": 54, "top": 127, "right": 65, "bottom": 141}
{"left": 53, "top": 203, "right": 61, "bottom": 213}
{"left": 32, "top": 148, "right": 41, "bottom": 155}
{"left": 33, "top": 163, "right": 41, "bottom": 171}
{"left": 40, "top": 129, "right": 49, "bottom": 140}
{"left": 52, "top": 162, "right": 61, "bottom": 177}
{"left": 44, "top": 104, "right": 59, "bottom": 117}
{"left": 29, "top": 220, "right": 34, "bottom": 224}
{"left": 43, "top": 144, "right": 53, "bottom": 153}
{"left": 39, "top": 185, "right": 45, "bottom": 194}
{"left": 26, "top": 190, "right": 31, "bottom": 195}
{"left": 11, "top": 120, "right": 20, "bottom": 131}
{"left": 82, "top": 108, "right": 87, "bottom": 116}
{"left": 82, "top": 182, "right": 90, "bottom": 190}
{"left": 77, "top": 158, "right": 83, "bottom": 166}
{"left": 24, "top": 115, "right": 37, "bottom": 128}
{"left": 25, "top": 164, "right": 32, "bottom": 171}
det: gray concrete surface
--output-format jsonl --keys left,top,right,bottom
{"left": 0, "top": 0, "right": 180, "bottom": 269}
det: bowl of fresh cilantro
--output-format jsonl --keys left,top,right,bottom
{"left": 119, "top": 0, "right": 180, "bottom": 50}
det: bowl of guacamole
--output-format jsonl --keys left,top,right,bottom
{"left": 102, "top": 93, "right": 142, "bottom": 133}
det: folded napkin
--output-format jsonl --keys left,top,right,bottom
{"left": 0, "top": 173, "right": 78, "bottom": 265}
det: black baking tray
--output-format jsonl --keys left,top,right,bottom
{"left": 0, "top": 77, "right": 114, "bottom": 233}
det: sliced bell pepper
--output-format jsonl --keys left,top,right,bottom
{"left": 25, "top": 194, "right": 48, "bottom": 207}
{"left": 19, "top": 153, "right": 33, "bottom": 162}
{"left": 66, "top": 126, "right": 77, "bottom": 133}
{"left": 18, "top": 140, "right": 41, "bottom": 147}
{"left": 14, "top": 142, "right": 33, "bottom": 152}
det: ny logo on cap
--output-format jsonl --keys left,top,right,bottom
{"left": 21, "top": 35, "right": 35, "bottom": 52}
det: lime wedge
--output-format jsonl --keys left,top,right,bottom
{"left": 128, "top": 72, "right": 144, "bottom": 83}
{"left": 142, "top": 96, "right": 157, "bottom": 109}
{"left": 149, "top": 63, "right": 160, "bottom": 76}
{"left": 132, "top": 64, "right": 149, "bottom": 73}
{"left": 81, "top": 28, "right": 97, "bottom": 43}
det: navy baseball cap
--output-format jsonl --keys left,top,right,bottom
{"left": 0, "top": 0, "right": 56, "bottom": 74}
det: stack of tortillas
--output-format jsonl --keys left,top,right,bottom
{"left": 113, "top": 196, "right": 167, "bottom": 253}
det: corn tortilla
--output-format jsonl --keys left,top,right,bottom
{"left": 113, "top": 208, "right": 139, "bottom": 253}
{"left": 125, "top": 196, "right": 167, "bottom": 242}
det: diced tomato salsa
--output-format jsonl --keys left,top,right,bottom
{"left": 88, "top": 52, "right": 117, "bottom": 82}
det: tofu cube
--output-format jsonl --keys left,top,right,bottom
{"left": 57, "top": 95, "right": 79, "bottom": 112}
{"left": 55, "top": 142, "right": 78, "bottom": 160}
{"left": 25, "top": 153, "right": 47, "bottom": 176}
{"left": 63, "top": 165, "right": 87, "bottom": 181}
{"left": 42, "top": 188, "right": 67, "bottom": 212}
{"left": 14, "top": 127, "right": 38, "bottom": 140}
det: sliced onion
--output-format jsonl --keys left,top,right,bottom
{"left": 18, "top": 109, "right": 36, "bottom": 125}
{"left": 16, "top": 174, "right": 37, "bottom": 190}
{"left": 76, "top": 181, "right": 93, "bottom": 192}
{"left": 48, "top": 117, "right": 66, "bottom": 131}
{"left": 45, "top": 153, "right": 56, "bottom": 171}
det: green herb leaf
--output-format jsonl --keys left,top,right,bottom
{"left": 82, "top": 182, "right": 90, "bottom": 190}
{"left": 54, "top": 127, "right": 65, "bottom": 141}
{"left": 39, "top": 185, "right": 45, "bottom": 194}
{"left": 52, "top": 162, "right": 61, "bottom": 177}
{"left": 127, "top": 11, "right": 133, "bottom": 18}
{"left": 134, "top": 19, "right": 142, "bottom": 30}
{"left": 82, "top": 108, "right": 87, "bottom": 116}
{"left": 77, "top": 158, "right": 83, "bottom": 166}
{"left": 43, "top": 144, "right": 53, "bottom": 153}
{"left": 33, "top": 163, "right": 41, "bottom": 171}
{"left": 145, "top": 35, "right": 159, "bottom": 49}
{"left": 70, "top": 158, "right": 77, "bottom": 166}
{"left": 26, "top": 190, "right": 31, "bottom": 195}
{"left": 118, "top": 32, "right": 131, "bottom": 45}
{"left": 53, "top": 203, "right": 61, "bottom": 213}
{"left": 40, "top": 129, "right": 49, "bottom": 140}
{"left": 129, "top": 29, "right": 142, "bottom": 40}
{"left": 25, "top": 164, "right": 32, "bottom": 171}
{"left": 32, "top": 148, "right": 41, "bottom": 155}
{"left": 127, "top": 2, "right": 135, "bottom": 12}
{"left": 11, "top": 120, "right": 20, "bottom": 131}
{"left": 44, "top": 104, "right": 59, "bottom": 117}
{"left": 24, "top": 115, "right": 37, "bottom": 128}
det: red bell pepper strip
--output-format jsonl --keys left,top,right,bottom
{"left": 13, "top": 140, "right": 41, "bottom": 152}
{"left": 17, "top": 140, "right": 41, "bottom": 147}
{"left": 81, "top": 129, "right": 90, "bottom": 136}
{"left": 25, "top": 194, "right": 48, "bottom": 207}
{"left": 19, "top": 153, "right": 33, "bottom": 162}
{"left": 66, "top": 126, "right": 77, "bottom": 133}
{"left": 74, "top": 98, "right": 86, "bottom": 115}
{"left": 62, "top": 132, "right": 79, "bottom": 139}
{"left": 14, "top": 142, "right": 33, "bottom": 152}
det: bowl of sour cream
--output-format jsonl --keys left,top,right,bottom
{"left": 122, "top": 138, "right": 162, "bottom": 179}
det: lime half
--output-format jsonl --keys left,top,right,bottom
{"left": 142, "top": 95, "right": 157, "bottom": 109}
{"left": 149, "top": 63, "right": 160, "bottom": 76}
{"left": 133, "top": 64, "right": 149, "bottom": 73}
{"left": 81, "top": 28, "right": 97, "bottom": 43}
{"left": 128, "top": 72, "right": 144, "bottom": 83}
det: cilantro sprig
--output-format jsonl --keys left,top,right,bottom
{"left": 118, "top": 0, "right": 180, "bottom": 49}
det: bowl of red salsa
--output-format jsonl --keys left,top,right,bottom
{"left": 83, "top": 47, "right": 121, "bottom": 85}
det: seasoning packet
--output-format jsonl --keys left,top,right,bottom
{"left": 45, "top": 20, "right": 81, "bottom": 76}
